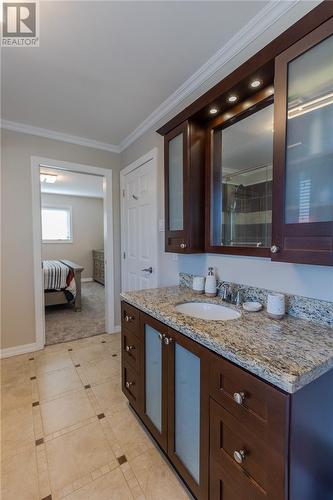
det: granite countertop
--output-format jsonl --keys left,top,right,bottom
{"left": 120, "top": 286, "right": 333, "bottom": 393}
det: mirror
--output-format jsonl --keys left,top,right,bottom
{"left": 210, "top": 102, "right": 274, "bottom": 249}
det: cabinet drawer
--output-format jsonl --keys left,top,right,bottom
{"left": 210, "top": 398, "right": 285, "bottom": 499}
{"left": 209, "top": 354, "right": 288, "bottom": 452}
{"left": 121, "top": 302, "right": 139, "bottom": 336}
{"left": 93, "top": 250, "right": 104, "bottom": 261}
{"left": 122, "top": 328, "right": 141, "bottom": 372}
{"left": 122, "top": 361, "right": 141, "bottom": 410}
{"left": 210, "top": 457, "right": 266, "bottom": 500}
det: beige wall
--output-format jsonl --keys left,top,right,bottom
{"left": 41, "top": 193, "right": 103, "bottom": 279}
{"left": 1, "top": 129, "right": 121, "bottom": 350}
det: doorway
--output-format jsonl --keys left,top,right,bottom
{"left": 31, "top": 157, "right": 116, "bottom": 350}
{"left": 121, "top": 149, "right": 158, "bottom": 291}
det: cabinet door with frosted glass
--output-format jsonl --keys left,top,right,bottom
{"left": 272, "top": 18, "right": 333, "bottom": 265}
{"left": 139, "top": 313, "right": 168, "bottom": 451}
{"left": 164, "top": 121, "right": 188, "bottom": 252}
{"left": 166, "top": 328, "right": 209, "bottom": 500}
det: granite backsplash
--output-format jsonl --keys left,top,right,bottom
{"left": 179, "top": 273, "right": 333, "bottom": 328}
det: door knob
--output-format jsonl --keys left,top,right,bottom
{"left": 270, "top": 245, "right": 280, "bottom": 254}
{"left": 141, "top": 267, "right": 153, "bottom": 273}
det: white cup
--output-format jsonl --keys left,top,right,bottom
{"left": 267, "top": 293, "right": 285, "bottom": 320}
{"left": 193, "top": 276, "right": 205, "bottom": 294}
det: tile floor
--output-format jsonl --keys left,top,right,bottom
{"left": 1, "top": 333, "right": 191, "bottom": 500}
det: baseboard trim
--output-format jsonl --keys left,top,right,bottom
{"left": 81, "top": 277, "right": 94, "bottom": 283}
{"left": 107, "top": 325, "right": 121, "bottom": 334}
{"left": 0, "top": 341, "right": 43, "bottom": 359}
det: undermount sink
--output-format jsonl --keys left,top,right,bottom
{"left": 175, "top": 302, "right": 241, "bottom": 321}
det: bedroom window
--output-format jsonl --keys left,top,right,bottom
{"left": 42, "top": 207, "right": 73, "bottom": 242}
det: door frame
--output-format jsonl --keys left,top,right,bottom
{"left": 31, "top": 156, "right": 117, "bottom": 351}
{"left": 120, "top": 148, "right": 159, "bottom": 292}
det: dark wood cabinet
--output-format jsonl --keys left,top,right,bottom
{"left": 139, "top": 312, "right": 168, "bottom": 451}
{"left": 121, "top": 303, "right": 209, "bottom": 499}
{"left": 164, "top": 120, "right": 205, "bottom": 253}
{"left": 158, "top": 4, "right": 333, "bottom": 265}
{"left": 272, "top": 18, "right": 333, "bottom": 266}
{"left": 121, "top": 301, "right": 333, "bottom": 499}
{"left": 166, "top": 328, "right": 209, "bottom": 499}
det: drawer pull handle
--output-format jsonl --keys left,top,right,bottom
{"left": 125, "top": 345, "right": 135, "bottom": 352}
{"left": 125, "top": 314, "right": 134, "bottom": 322}
{"left": 125, "top": 381, "right": 134, "bottom": 389}
{"left": 234, "top": 450, "right": 246, "bottom": 464}
{"left": 233, "top": 391, "right": 245, "bottom": 405}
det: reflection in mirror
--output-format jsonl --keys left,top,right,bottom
{"left": 211, "top": 103, "right": 274, "bottom": 248}
{"left": 285, "top": 34, "right": 333, "bottom": 224}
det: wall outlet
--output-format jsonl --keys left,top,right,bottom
{"left": 159, "top": 219, "right": 165, "bottom": 232}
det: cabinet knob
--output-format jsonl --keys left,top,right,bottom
{"left": 125, "top": 381, "right": 134, "bottom": 389}
{"left": 125, "top": 314, "right": 134, "bottom": 322}
{"left": 125, "top": 345, "right": 135, "bottom": 352}
{"left": 233, "top": 391, "right": 246, "bottom": 405}
{"left": 180, "top": 243, "right": 187, "bottom": 249}
{"left": 270, "top": 245, "right": 280, "bottom": 254}
{"left": 234, "top": 449, "right": 246, "bottom": 464}
{"left": 164, "top": 337, "right": 173, "bottom": 345}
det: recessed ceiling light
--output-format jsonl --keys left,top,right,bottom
{"left": 40, "top": 173, "right": 57, "bottom": 184}
{"left": 227, "top": 95, "right": 238, "bottom": 103}
{"left": 250, "top": 79, "right": 262, "bottom": 88}
{"left": 209, "top": 107, "right": 218, "bottom": 115}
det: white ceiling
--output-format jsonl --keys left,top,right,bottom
{"left": 40, "top": 167, "right": 104, "bottom": 198}
{"left": 1, "top": 1, "right": 270, "bottom": 148}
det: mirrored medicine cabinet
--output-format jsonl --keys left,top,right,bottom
{"left": 207, "top": 95, "right": 274, "bottom": 257}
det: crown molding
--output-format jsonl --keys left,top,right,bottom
{"left": 1, "top": 119, "right": 121, "bottom": 153}
{"left": 118, "top": 0, "right": 299, "bottom": 152}
{"left": 1, "top": 0, "right": 299, "bottom": 155}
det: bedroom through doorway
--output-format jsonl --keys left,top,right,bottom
{"left": 39, "top": 165, "right": 106, "bottom": 346}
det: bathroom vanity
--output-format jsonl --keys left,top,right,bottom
{"left": 121, "top": 287, "right": 333, "bottom": 500}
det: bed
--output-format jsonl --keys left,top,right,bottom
{"left": 43, "top": 259, "right": 84, "bottom": 311}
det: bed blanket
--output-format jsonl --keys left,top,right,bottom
{"left": 43, "top": 260, "right": 76, "bottom": 302}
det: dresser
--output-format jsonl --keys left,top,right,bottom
{"left": 92, "top": 249, "right": 104, "bottom": 285}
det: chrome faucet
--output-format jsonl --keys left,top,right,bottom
{"left": 221, "top": 284, "right": 242, "bottom": 306}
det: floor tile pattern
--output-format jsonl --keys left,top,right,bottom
{"left": 1, "top": 333, "right": 192, "bottom": 500}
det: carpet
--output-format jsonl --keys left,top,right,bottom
{"left": 45, "top": 281, "right": 105, "bottom": 345}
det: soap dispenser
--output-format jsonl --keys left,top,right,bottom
{"left": 205, "top": 267, "right": 217, "bottom": 297}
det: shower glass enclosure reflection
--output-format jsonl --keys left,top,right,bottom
{"left": 211, "top": 102, "right": 274, "bottom": 248}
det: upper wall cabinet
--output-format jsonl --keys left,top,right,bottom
{"left": 272, "top": 18, "right": 333, "bottom": 265}
{"left": 158, "top": 4, "right": 333, "bottom": 263}
{"left": 164, "top": 121, "right": 205, "bottom": 253}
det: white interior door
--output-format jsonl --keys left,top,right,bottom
{"left": 122, "top": 157, "right": 158, "bottom": 292}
